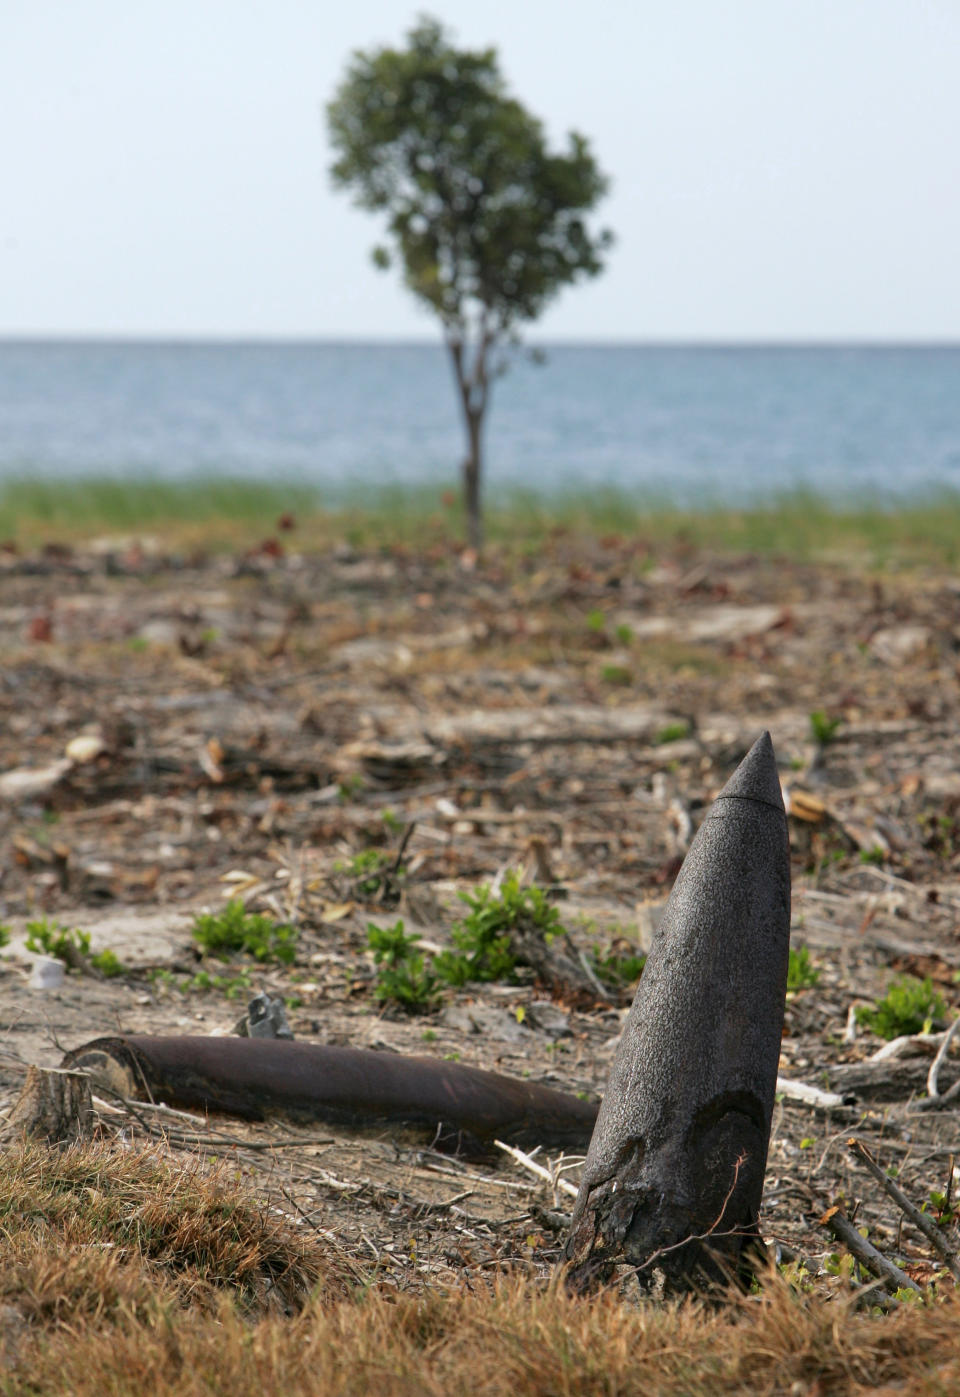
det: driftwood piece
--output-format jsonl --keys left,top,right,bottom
{"left": 60, "top": 1034, "right": 598, "bottom": 1155}
{"left": 6, "top": 1066, "right": 93, "bottom": 1142}
{"left": 826, "top": 1056, "right": 960, "bottom": 1104}
{"left": 562, "top": 733, "right": 791, "bottom": 1294}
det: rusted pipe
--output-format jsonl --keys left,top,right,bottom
{"left": 63, "top": 1033, "right": 598, "bottom": 1155}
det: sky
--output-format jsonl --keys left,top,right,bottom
{"left": 2, "top": 0, "right": 959, "bottom": 343}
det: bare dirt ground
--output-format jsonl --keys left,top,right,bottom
{"left": 1, "top": 526, "right": 959, "bottom": 1293}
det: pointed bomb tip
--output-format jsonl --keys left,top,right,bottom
{"left": 715, "top": 731, "right": 784, "bottom": 811}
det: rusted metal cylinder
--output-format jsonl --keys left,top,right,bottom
{"left": 63, "top": 1032, "right": 598, "bottom": 1155}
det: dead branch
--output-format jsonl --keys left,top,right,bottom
{"left": 847, "top": 1137, "right": 960, "bottom": 1281}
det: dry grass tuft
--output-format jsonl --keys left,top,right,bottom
{"left": 0, "top": 1141, "right": 348, "bottom": 1324}
{"left": 3, "top": 1144, "right": 960, "bottom": 1395}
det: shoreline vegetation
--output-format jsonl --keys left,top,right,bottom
{"left": 1, "top": 475, "right": 959, "bottom": 565}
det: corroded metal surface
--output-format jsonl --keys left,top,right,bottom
{"left": 63, "top": 1033, "right": 599, "bottom": 1154}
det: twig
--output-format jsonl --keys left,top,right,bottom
{"left": 530, "top": 1202, "right": 571, "bottom": 1233}
{"left": 390, "top": 820, "right": 417, "bottom": 876}
{"left": 910, "top": 1081, "right": 960, "bottom": 1112}
{"left": 494, "top": 1139, "right": 579, "bottom": 1199}
{"left": 870, "top": 1031, "right": 948, "bottom": 1062}
{"left": 776, "top": 1076, "right": 849, "bottom": 1110}
{"left": 847, "top": 1138, "right": 960, "bottom": 1281}
{"left": 636, "top": 1150, "right": 750, "bottom": 1274}
{"left": 821, "top": 1207, "right": 922, "bottom": 1295}
{"left": 927, "top": 1017, "right": 960, "bottom": 1100}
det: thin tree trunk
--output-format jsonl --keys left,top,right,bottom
{"left": 463, "top": 408, "right": 483, "bottom": 552}
{"left": 446, "top": 331, "right": 489, "bottom": 554}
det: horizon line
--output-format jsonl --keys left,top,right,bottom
{"left": 2, "top": 333, "right": 960, "bottom": 350}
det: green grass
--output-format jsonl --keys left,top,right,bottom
{"left": 4, "top": 476, "right": 960, "bottom": 568}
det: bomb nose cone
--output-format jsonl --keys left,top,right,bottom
{"left": 715, "top": 730, "right": 784, "bottom": 811}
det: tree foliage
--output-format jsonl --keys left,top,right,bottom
{"left": 327, "top": 16, "right": 613, "bottom": 546}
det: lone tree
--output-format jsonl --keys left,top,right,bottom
{"left": 327, "top": 16, "right": 613, "bottom": 549}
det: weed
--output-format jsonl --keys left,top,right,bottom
{"left": 186, "top": 968, "right": 255, "bottom": 1000}
{"left": 366, "top": 920, "right": 439, "bottom": 1012}
{"left": 381, "top": 807, "right": 404, "bottom": 834}
{"left": 925, "top": 1189, "right": 957, "bottom": 1225}
{"left": 592, "top": 946, "right": 646, "bottom": 989}
{"left": 614, "top": 622, "right": 634, "bottom": 645}
{"left": 809, "top": 710, "right": 842, "bottom": 745}
{"left": 855, "top": 976, "right": 947, "bottom": 1040}
{"left": 787, "top": 945, "right": 821, "bottom": 991}
{"left": 0, "top": 922, "right": 9, "bottom": 948}
{"left": 335, "top": 847, "right": 397, "bottom": 899}
{"left": 586, "top": 609, "right": 606, "bottom": 632}
{"left": 337, "top": 773, "right": 366, "bottom": 802}
{"left": 859, "top": 846, "right": 886, "bottom": 865}
{"left": 656, "top": 721, "right": 690, "bottom": 745}
{"left": 601, "top": 663, "right": 632, "bottom": 685}
{"left": 191, "top": 899, "right": 297, "bottom": 965}
{"left": 24, "top": 918, "right": 124, "bottom": 976}
{"left": 435, "top": 874, "right": 565, "bottom": 986}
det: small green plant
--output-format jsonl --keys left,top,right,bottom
{"left": 186, "top": 968, "right": 254, "bottom": 999}
{"left": 191, "top": 900, "right": 297, "bottom": 965}
{"left": 435, "top": 873, "right": 565, "bottom": 986}
{"left": 381, "top": 807, "right": 404, "bottom": 834}
{"left": 25, "top": 919, "right": 124, "bottom": 977}
{"left": 592, "top": 947, "right": 646, "bottom": 989}
{"left": 0, "top": 922, "right": 9, "bottom": 948}
{"left": 655, "top": 721, "right": 690, "bottom": 745}
{"left": 859, "top": 846, "right": 886, "bottom": 866}
{"left": 614, "top": 622, "right": 633, "bottom": 646}
{"left": 787, "top": 945, "right": 821, "bottom": 992}
{"left": 809, "top": 709, "right": 842, "bottom": 745}
{"left": 90, "top": 948, "right": 124, "bottom": 978}
{"left": 601, "top": 664, "right": 632, "bottom": 686}
{"left": 337, "top": 774, "right": 365, "bottom": 802}
{"left": 366, "top": 920, "right": 439, "bottom": 1012}
{"left": 336, "top": 847, "right": 396, "bottom": 898}
{"left": 924, "top": 1189, "right": 957, "bottom": 1225}
{"left": 586, "top": 609, "right": 606, "bottom": 632}
{"left": 855, "top": 976, "right": 947, "bottom": 1040}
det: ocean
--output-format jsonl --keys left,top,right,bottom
{"left": 1, "top": 340, "right": 958, "bottom": 507}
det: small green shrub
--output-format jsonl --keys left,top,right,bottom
{"left": 0, "top": 922, "right": 10, "bottom": 948}
{"left": 592, "top": 947, "right": 646, "bottom": 988}
{"left": 25, "top": 919, "right": 125, "bottom": 976}
{"left": 186, "top": 967, "right": 254, "bottom": 999}
{"left": 614, "top": 622, "right": 634, "bottom": 646}
{"left": 809, "top": 710, "right": 842, "bottom": 745}
{"left": 191, "top": 899, "right": 297, "bottom": 964}
{"left": 855, "top": 976, "right": 947, "bottom": 1040}
{"left": 655, "top": 721, "right": 690, "bottom": 745}
{"left": 586, "top": 609, "right": 606, "bottom": 632}
{"left": 90, "top": 948, "right": 124, "bottom": 978}
{"left": 787, "top": 945, "right": 821, "bottom": 991}
{"left": 435, "top": 874, "right": 565, "bottom": 986}
{"left": 335, "top": 848, "right": 396, "bottom": 898}
{"left": 366, "top": 920, "right": 439, "bottom": 1012}
{"left": 601, "top": 664, "right": 632, "bottom": 686}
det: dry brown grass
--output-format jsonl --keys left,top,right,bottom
{"left": 2, "top": 1144, "right": 959, "bottom": 1396}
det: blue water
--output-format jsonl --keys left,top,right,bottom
{"left": 1, "top": 340, "right": 959, "bottom": 506}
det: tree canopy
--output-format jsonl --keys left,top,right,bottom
{"left": 327, "top": 15, "right": 613, "bottom": 546}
